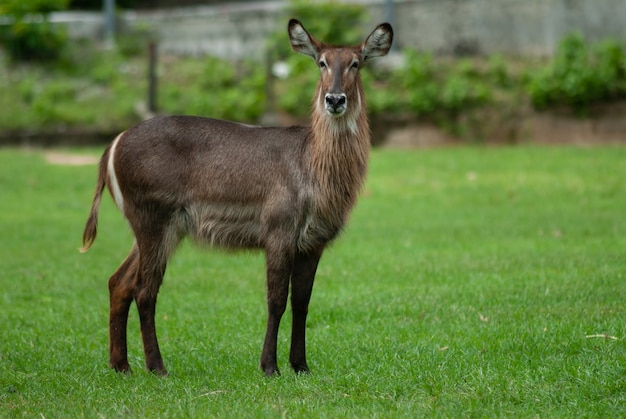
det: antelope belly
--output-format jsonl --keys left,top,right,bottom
{"left": 184, "top": 204, "right": 263, "bottom": 249}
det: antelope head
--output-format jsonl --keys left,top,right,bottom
{"left": 288, "top": 19, "right": 393, "bottom": 119}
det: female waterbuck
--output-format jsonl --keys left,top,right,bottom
{"left": 81, "top": 19, "right": 393, "bottom": 376}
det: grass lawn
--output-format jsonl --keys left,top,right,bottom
{"left": 0, "top": 145, "right": 625, "bottom": 417}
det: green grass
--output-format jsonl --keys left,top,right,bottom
{"left": 1, "top": 145, "right": 625, "bottom": 417}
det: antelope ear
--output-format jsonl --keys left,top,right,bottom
{"left": 362, "top": 23, "right": 393, "bottom": 62}
{"left": 288, "top": 19, "right": 321, "bottom": 60}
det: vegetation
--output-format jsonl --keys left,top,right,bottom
{"left": 527, "top": 32, "right": 626, "bottom": 113}
{"left": 1, "top": 145, "right": 625, "bottom": 416}
{"left": 68, "top": 0, "right": 138, "bottom": 9}
{"left": 369, "top": 51, "right": 494, "bottom": 116}
{"left": 0, "top": 45, "right": 143, "bottom": 132}
{"left": 160, "top": 56, "right": 266, "bottom": 123}
{"left": 0, "top": 0, "right": 625, "bottom": 140}
{"left": 0, "top": 0, "right": 70, "bottom": 62}
{"left": 0, "top": 44, "right": 266, "bottom": 133}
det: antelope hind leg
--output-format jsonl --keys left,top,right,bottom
{"left": 108, "top": 246, "right": 140, "bottom": 373}
{"left": 134, "top": 234, "right": 173, "bottom": 376}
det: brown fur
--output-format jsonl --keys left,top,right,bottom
{"left": 81, "top": 19, "right": 392, "bottom": 376}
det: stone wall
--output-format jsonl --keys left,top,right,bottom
{"left": 49, "top": 0, "right": 626, "bottom": 60}
{"left": 388, "top": 0, "right": 626, "bottom": 57}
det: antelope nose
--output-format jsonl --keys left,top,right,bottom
{"left": 325, "top": 93, "right": 347, "bottom": 113}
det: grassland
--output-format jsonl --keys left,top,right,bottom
{"left": 1, "top": 145, "right": 625, "bottom": 417}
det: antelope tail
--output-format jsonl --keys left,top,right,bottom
{"left": 80, "top": 147, "right": 110, "bottom": 253}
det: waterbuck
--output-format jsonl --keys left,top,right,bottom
{"left": 81, "top": 19, "right": 393, "bottom": 376}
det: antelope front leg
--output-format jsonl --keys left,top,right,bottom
{"left": 260, "top": 246, "right": 292, "bottom": 376}
{"left": 289, "top": 248, "right": 323, "bottom": 373}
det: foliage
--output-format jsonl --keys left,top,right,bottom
{"left": 1, "top": 146, "right": 626, "bottom": 416}
{"left": 0, "top": 45, "right": 141, "bottom": 132}
{"left": 68, "top": 0, "right": 138, "bottom": 9}
{"left": 408, "top": 53, "right": 491, "bottom": 116}
{"left": 0, "top": 20, "right": 67, "bottom": 62}
{"left": 116, "top": 26, "right": 156, "bottom": 58}
{"left": 1, "top": 13, "right": 626, "bottom": 140}
{"left": 0, "top": 0, "right": 70, "bottom": 62}
{"left": 160, "top": 56, "right": 266, "bottom": 123}
{"left": 0, "top": 43, "right": 265, "bottom": 133}
{"left": 527, "top": 32, "right": 626, "bottom": 112}
{"left": 368, "top": 49, "right": 494, "bottom": 128}
{"left": 0, "top": 0, "right": 69, "bottom": 17}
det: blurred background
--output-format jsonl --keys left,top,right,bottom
{"left": 1, "top": 0, "right": 625, "bottom": 147}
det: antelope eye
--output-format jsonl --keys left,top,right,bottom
{"left": 318, "top": 60, "right": 327, "bottom": 69}
{"left": 350, "top": 61, "right": 359, "bottom": 70}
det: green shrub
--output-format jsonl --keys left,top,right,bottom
{"left": 68, "top": 0, "right": 137, "bottom": 10}
{"left": 31, "top": 79, "right": 77, "bottom": 124}
{"left": 0, "top": 44, "right": 143, "bottom": 132}
{"left": 161, "top": 56, "right": 266, "bottom": 123}
{"left": 371, "top": 50, "right": 493, "bottom": 118}
{"left": 527, "top": 32, "right": 626, "bottom": 112}
{"left": 440, "top": 74, "right": 490, "bottom": 114}
{"left": 117, "top": 26, "right": 155, "bottom": 58}
{"left": 0, "top": 21, "right": 67, "bottom": 62}
{"left": 0, "top": 0, "right": 70, "bottom": 62}
{"left": 486, "top": 54, "right": 513, "bottom": 88}
{"left": 400, "top": 51, "right": 439, "bottom": 115}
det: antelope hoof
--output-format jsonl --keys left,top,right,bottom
{"left": 262, "top": 366, "right": 281, "bottom": 377}
{"left": 291, "top": 362, "right": 310, "bottom": 374}
{"left": 147, "top": 362, "right": 168, "bottom": 376}
{"left": 149, "top": 367, "right": 169, "bottom": 377}
{"left": 110, "top": 361, "right": 132, "bottom": 375}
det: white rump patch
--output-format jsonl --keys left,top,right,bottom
{"left": 108, "top": 133, "right": 125, "bottom": 212}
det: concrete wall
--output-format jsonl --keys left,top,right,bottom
{"left": 50, "top": 0, "right": 626, "bottom": 59}
{"left": 388, "top": 0, "right": 626, "bottom": 56}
